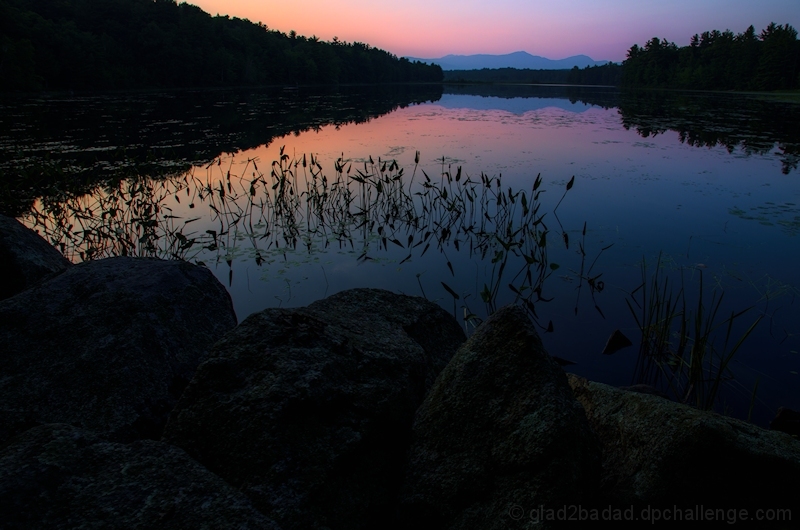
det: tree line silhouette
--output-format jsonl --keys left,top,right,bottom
{"left": 0, "top": 0, "right": 442, "bottom": 92}
{"left": 0, "top": 1, "right": 796, "bottom": 93}
{"left": 444, "top": 68, "right": 571, "bottom": 84}
{"left": 566, "top": 63, "right": 623, "bottom": 86}
{"left": 622, "top": 23, "right": 799, "bottom": 90}
{"left": 441, "top": 65, "right": 622, "bottom": 86}
{"left": 453, "top": 23, "right": 798, "bottom": 90}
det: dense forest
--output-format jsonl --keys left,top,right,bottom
{"left": 566, "top": 63, "right": 623, "bottom": 86}
{"left": 1, "top": 1, "right": 796, "bottom": 93}
{"left": 444, "top": 68, "right": 571, "bottom": 84}
{"left": 0, "top": 0, "right": 443, "bottom": 92}
{"left": 444, "top": 24, "right": 798, "bottom": 91}
{"left": 622, "top": 23, "right": 800, "bottom": 90}
{"left": 442, "top": 65, "right": 622, "bottom": 86}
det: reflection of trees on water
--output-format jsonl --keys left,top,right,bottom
{"left": 0, "top": 85, "right": 443, "bottom": 217}
{"left": 444, "top": 84, "right": 621, "bottom": 109}
{"left": 613, "top": 91, "right": 800, "bottom": 174}
{"left": 23, "top": 151, "right": 593, "bottom": 331}
{"left": 449, "top": 85, "right": 800, "bottom": 174}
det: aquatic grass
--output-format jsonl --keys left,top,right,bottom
{"left": 625, "top": 253, "right": 763, "bottom": 410}
{"left": 21, "top": 150, "right": 592, "bottom": 334}
{"left": 24, "top": 173, "right": 201, "bottom": 262}
{"left": 570, "top": 221, "right": 612, "bottom": 318}
{"left": 23, "top": 148, "right": 775, "bottom": 416}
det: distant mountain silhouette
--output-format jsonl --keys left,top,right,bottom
{"left": 404, "top": 51, "right": 609, "bottom": 71}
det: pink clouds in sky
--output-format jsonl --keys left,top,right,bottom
{"left": 188, "top": 0, "right": 799, "bottom": 62}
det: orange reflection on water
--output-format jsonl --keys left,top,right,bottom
{"left": 202, "top": 101, "right": 621, "bottom": 191}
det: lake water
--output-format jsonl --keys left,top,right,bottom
{"left": 2, "top": 85, "right": 798, "bottom": 426}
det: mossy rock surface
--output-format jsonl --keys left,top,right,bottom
{"left": 163, "top": 288, "right": 466, "bottom": 530}
{"left": 0, "top": 424, "right": 277, "bottom": 529}
{"left": 568, "top": 374, "right": 800, "bottom": 510}
{"left": 0, "top": 256, "right": 237, "bottom": 444}
{"left": 400, "top": 305, "right": 601, "bottom": 530}
{"left": 0, "top": 214, "right": 70, "bottom": 301}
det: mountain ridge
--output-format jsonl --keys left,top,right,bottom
{"left": 404, "top": 51, "right": 610, "bottom": 71}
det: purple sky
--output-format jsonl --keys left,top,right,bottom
{"left": 189, "top": 0, "right": 799, "bottom": 62}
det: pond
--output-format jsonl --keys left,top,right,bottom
{"left": 2, "top": 84, "right": 799, "bottom": 426}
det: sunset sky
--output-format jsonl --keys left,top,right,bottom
{"left": 188, "top": 0, "right": 799, "bottom": 62}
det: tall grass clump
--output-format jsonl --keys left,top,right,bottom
{"left": 626, "top": 253, "right": 762, "bottom": 410}
{"left": 21, "top": 149, "right": 588, "bottom": 333}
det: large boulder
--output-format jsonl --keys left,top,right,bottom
{"left": 0, "top": 214, "right": 70, "bottom": 301}
{"left": 568, "top": 374, "right": 800, "bottom": 511}
{"left": 400, "top": 305, "right": 601, "bottom": 530}
{"left": 0, "top": 424, "right": 278, "bottom": 529}
{"left": 0, "top": 257, "right": 237, "bottom": 444}
{"left": 162, "top": 288, "right": 466, "bottom": 530}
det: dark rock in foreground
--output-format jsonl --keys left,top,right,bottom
{"left": 0, "top": 256, "right": 237, "bottom": 444}
{"left": 618, "top": 383, "right": 670, "bottom": 399}
{"left": 770, "top": 406, "right": 800, "bottom": 437}
{"left": 568, "top": 374, "right": 800, "bottom": 510}
{"left": 163, "top": 288, "right": 465, "bottom": 530}
{"left": 0, "top": 424, "right": 277, "bottom": 529}
{"left": 400, "top": 305, "right": 601, "bottom": 530}
{"left": 0, "top": 214, "right": 70, "bottom": 301}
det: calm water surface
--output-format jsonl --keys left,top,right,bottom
{"left": 3, "top": 85, "right": 798, "bottom": 425}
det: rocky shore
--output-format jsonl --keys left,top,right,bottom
{"left": 1, "top": 214, "right": 798, "bottom": 529}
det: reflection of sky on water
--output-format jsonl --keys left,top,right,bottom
{"left": 238, "top": 101, "right": 624, "bottom": 185}
{"left": 186, "top": 94, "right": 800, "bottom": 425}
{"left": 19, "top": 91, "right": 799, "bottom": 426}
{"left": 434, "top": 94, "right": 596, "bottom": 114}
